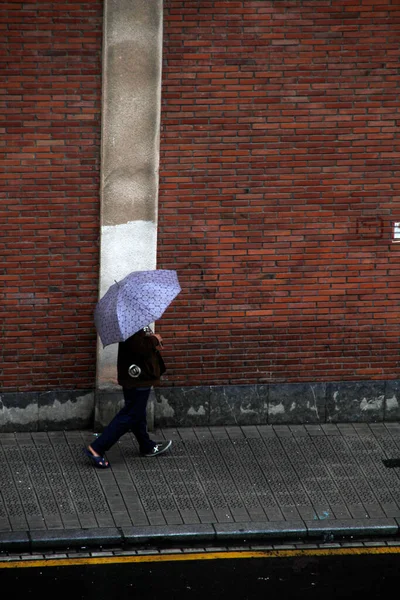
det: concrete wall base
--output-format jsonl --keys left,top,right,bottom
{"left": 153, "top": 380, "right": 400, "bottom": 427}
{"left": 1, "top": 381, "right": 400, "bottom": 432}
{"left": 0, "top": 390, "right": 95, "bottom": 432}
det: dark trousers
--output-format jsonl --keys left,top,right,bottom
{"left": 91, "top": 387, "right": 155, "bottom": 456}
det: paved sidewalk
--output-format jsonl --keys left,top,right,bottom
{"left": 1, "top": 422, "right": 400, "bottom": 553}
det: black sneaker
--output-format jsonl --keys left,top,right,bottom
{"left": 143, "top": 440, "right": 172, "bottom": 457}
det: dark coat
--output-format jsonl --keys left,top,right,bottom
{"left": 117, "top": 328, "right": 166, "bottom": 389}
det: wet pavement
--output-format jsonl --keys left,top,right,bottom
{"left": 2, "top": 422, "right": 400, "bottom": 552}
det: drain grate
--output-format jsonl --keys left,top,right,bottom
{"left": 382, "top": 458, "right": 400, "bottom": 468}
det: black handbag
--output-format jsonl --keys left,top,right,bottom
{"left": 128, "top": 348, "right": 166, "bottom": 380}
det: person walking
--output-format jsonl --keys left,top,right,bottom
{"left": 84, "top": 326, "right": 171, "bottom": 468}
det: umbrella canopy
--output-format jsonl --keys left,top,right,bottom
{"left": 94, "top": 269, "right": 181, "bottom": 347}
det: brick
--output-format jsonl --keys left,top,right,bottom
{"left": 2, "top": 1, "right": 102, "bottom": 392}
{"left": 157, "top": 0, "right": 400, "bottom": 386}
{"left": 3, "top": 0, "right": 400, "bottom": 393}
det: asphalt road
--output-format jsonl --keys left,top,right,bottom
{"left": 2, "top": 547, "right": 400, "bottom": 599}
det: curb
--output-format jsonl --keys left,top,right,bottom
{"left": 0, "top": 519, "right": 398, "bottom": 553}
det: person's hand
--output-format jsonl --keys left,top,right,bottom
{"left": 152, "top": 333, "right": 163, "bottom": 348}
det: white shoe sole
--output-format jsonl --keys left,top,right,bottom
{"left": 143, "top": 440, "right": 172, "bottom": 457}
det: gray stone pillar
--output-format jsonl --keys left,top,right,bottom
{"left": 95, "top": 0, "right": 163, "bottom": 428}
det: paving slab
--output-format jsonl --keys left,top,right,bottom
{"left": 1, "top": 424, "right": 400, "bottom": 552}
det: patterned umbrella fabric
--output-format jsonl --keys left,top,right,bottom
{"left": 94, "top": 269, "right": 181, "bottom": 347}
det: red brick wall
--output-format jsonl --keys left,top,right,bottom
{"left": 158, "top": 0, "right": 400, "bottom": 386}
{"left": 1, "top": 1, "right": 103, "bottom": 391}
{"left": 2, "top": 1, "right": 399, "bottom": 395}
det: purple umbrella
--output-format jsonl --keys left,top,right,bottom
{"left": 94, "top": 269, "right": 181, "bottom": 347}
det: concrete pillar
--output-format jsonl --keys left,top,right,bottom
{"left": 95, "top": 0, "right": 163, "bottom": 427}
